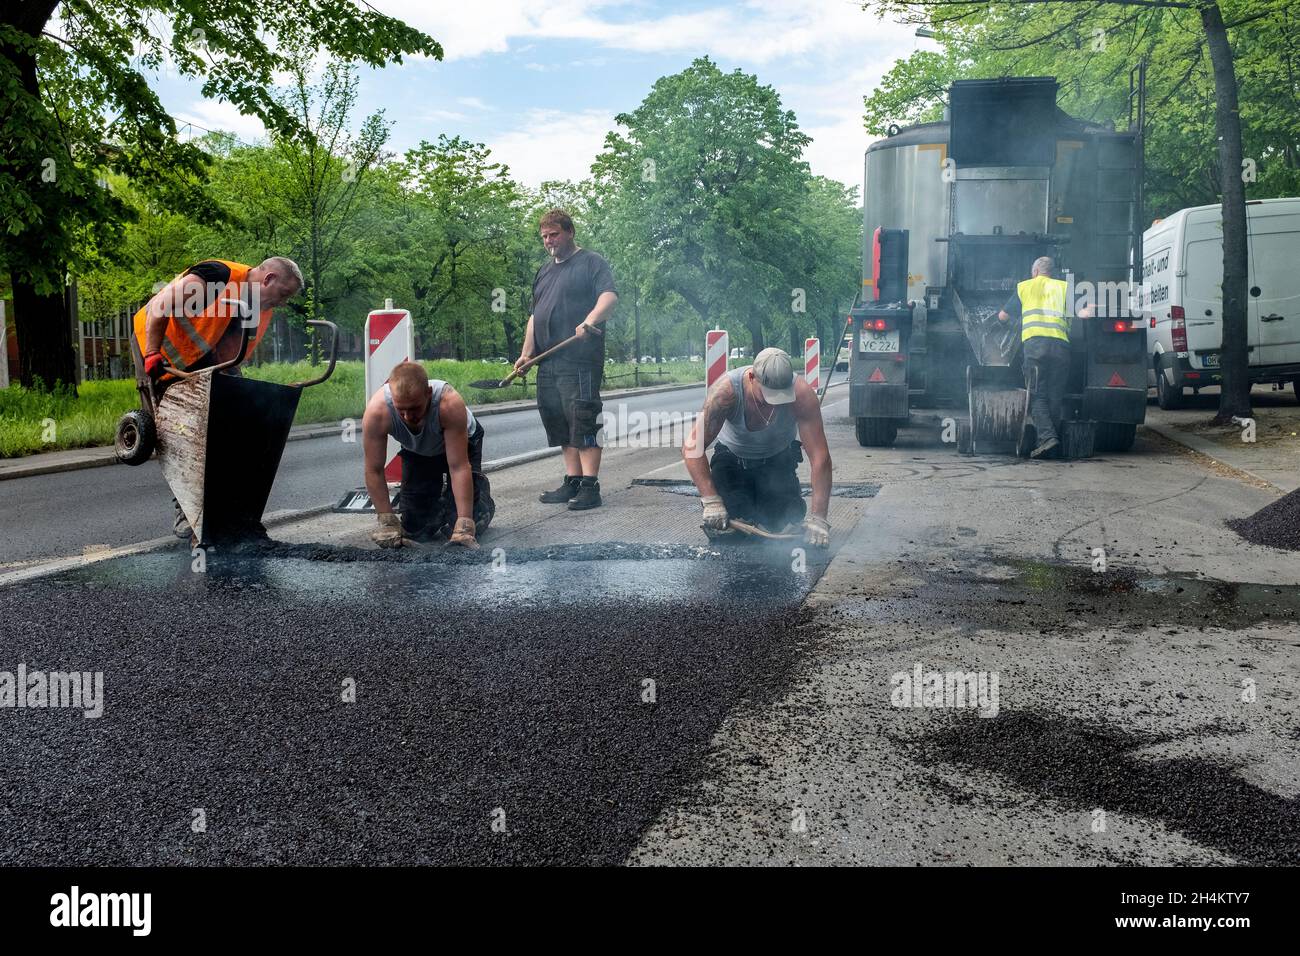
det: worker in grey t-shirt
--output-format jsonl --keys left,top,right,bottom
{"left": 514, "top": 208, "right": 618, "bottom": 511}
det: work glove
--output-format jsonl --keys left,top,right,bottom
{"left": 371, "top": 512, "right": 405, "bottom": 549}
{"left": 447, "top": 516, "right": 479, "bottom": 550}
{"left": 803, "top": 514, "right": 831, "bottom": 548}
{"left": 143, "top": 350, "right": 165, "bottom": 380}
{"left": 700, "top": 495, "right": 729, "bottom": 530}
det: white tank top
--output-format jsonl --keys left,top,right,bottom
{"left": 383, "top": 379, "right": 476, "bottom": 457}
{"left": 715, "top": 366, "right": 797, "bottom": 460}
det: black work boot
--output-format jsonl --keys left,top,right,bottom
{"left": 539, "top": 475, "right": 581, "bottom": 503}
{"left": 568, "top": 477, "right": 602, "bottom": 511}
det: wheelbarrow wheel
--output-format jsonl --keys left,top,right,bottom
{"left": 115, "top": 409, "right": 156, "bottom": 465}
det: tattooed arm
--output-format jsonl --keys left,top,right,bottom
{"left": 682, "top": 373, "right": 738, "bottom": 498}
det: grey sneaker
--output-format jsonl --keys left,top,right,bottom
{"left": 1030, "top": 437, "right": 1061, "bottom": 459}
{"left": 173, "top": 501, "right": 193, "bottom": 540}
{"left": 539, "top": 475, "right": 581, "bottom": 503}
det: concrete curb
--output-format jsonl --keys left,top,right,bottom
{"left": 0, "top": 380, "right": 709, "bottom": 482}
{"left": 1143, "top": 422, "right": 1288, "bottom": 493}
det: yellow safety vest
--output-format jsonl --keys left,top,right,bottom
{"left": 1017, "top": 275, "right": 1069, "bottom": 343}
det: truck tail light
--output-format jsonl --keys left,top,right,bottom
{"left": 866, "top": 318, "right": 889, "bottom": 331}
{"left": 1170, "top": 306, "right": 1187, "bottom": 352}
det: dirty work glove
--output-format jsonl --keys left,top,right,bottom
{"left": 447, "top": 516, "right": 479, "bottom": 550}
{"left": 143, "top": 350, "right": 165, "bottom": 379}
{"left": 700, "top": 495, "right": 729, "bottom": 530}
{"left": 803, "top": 514, "right": 831, "bottom": 548}
{"left": 371, "top": 512, "right": 405, "bottom": 549}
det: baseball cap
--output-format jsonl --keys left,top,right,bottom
{"left": 752, "top": 347, "right": 797, "bottom": 405}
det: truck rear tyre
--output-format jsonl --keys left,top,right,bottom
{"left": 114, "top": 409, "right": 156, "bottom": 466}
{"left": 1094, "top": 422, "right": 1137, "bottom": 453}
{"left": 1156, "top": 367, "right": 1185, "bottom": 410}
{"left": 855, "top": 417, "right": 897, "bottom": 447}
{"left": 1293, "top": 378, "right": 1300, "bottom": 404}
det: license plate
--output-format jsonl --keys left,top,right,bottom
{"left": 860, "top": 329, "right": 900, "bottom": 353}
{"left": 1199, "top": 352, "right": 1220, "bottom": 368}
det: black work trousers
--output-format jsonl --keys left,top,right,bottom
{"left": 711, "top": 441, "right": 806, "bottom": 532}
{"left": 1023, "top": 336, "right": 1071, "bottom": 445}
{"left": 399, "top": 423, "right": 495, "bottom": 540}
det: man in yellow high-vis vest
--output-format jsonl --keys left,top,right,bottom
{"left": 998, "top": 256, "right": 1079, "bottom": 459}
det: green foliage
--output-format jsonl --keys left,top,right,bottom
{"left": 865, "top": 0, "right": 1300, "bottom": 216}
{"left": 401, "top": 135, "right": 524, "bottom": 358}
{"left": 592, "top": 56, "right": 861, "bottom": 352}
{"left": 2, "top": 1, "right": 441, "bottom": 294}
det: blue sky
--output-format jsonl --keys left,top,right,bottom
{"left": 154, "top": 1, "right": 933, "bottom": 192}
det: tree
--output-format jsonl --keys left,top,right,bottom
{"left": 592, "top": 57, "right": 814, "bottom": 353}
{"left": 272, "top": 55, "right": 391, "bottom": 363}
{"left": 402, "top": 136, "right": 522, "bottom": 359}
{"left": 867, "top": 0, "right": 1295, "bottom": 419}
{"left": 1, "top": 0, "right": 439, "bottom": 388}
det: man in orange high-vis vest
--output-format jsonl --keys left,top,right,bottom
{"left": 133, "top": 257, "right": 303, "bottom": 383}
{"left": 133, "top": 257, "right": 303, "bottom": 539}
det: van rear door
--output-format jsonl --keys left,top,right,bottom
{"left": 1181, "top": 234, "right": 1244, "bottom": 367}
{"left": 1248, "top": 213, "right": 1300, "bottom": 367}
{"left": 1182, "top": 211, "right": 1266, "bottom": 369}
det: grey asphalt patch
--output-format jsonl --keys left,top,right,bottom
{"left": 632, "top": 553, "right": 1300, "bottom": 866}
{"left": 909, "top": 710, "right": 1300, "bottom": 866}
{"left": 0, "top": 543, "right": 834, "bottom": 865}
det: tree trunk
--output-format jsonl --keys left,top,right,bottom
{"left": 11, "top": 277, "right": 76, "bottom": 390}
{"left": 1201, "top": 1, "right": 1252, "bottom": 420}
{"left": 5, "top": 3, "right": 78, "bottom": 390}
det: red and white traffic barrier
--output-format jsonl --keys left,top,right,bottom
{"left": 705, "top": 329, "right": 729, "bottom": 390}
{"left": 804, "top": 337, "right": 820, "bottom": 391}
{"left": 364, "top": 299, "right": 414, "bottom": 482}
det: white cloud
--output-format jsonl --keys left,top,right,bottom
{"left": 375, "top": 0, "right": 918, "bottom": 64}
{"left": 486, "top": 108, "right": 616, "bottom": 187}
{"left": 173, "top": 100, "right": 268, "bottom": 145}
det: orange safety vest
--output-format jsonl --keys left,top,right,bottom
{"left": 132, "top": 260, "right": 273, "bottom": 376}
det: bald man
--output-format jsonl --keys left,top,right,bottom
{"left": 998, "top": 256, "right": 1079, "bottom": 459}
{"left": 361, "top": 362, "right": 494, "bottom": 549}
{"left": 134, "top": 256, "right": 304, "bottom": 542}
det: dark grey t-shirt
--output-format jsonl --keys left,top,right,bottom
{"left": 531, "top": 248, "right": 616, "bottom": 365}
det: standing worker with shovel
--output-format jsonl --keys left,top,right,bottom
{"left": 512, "top": 209, "right": 618, "bottom": 511}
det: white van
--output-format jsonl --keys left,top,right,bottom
{"left": 1141, "top": 197, "right": 1300, "bottom": 408}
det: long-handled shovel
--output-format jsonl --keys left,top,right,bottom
{"left": 468, "top": 331, "right": 587, "bottom": 390}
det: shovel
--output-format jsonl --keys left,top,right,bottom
{"left": 468, "top": 330, "right": 587, "bottom": 389}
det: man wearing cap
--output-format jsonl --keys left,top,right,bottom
{"left": 681, "top": 348, "right": 833, "bottom": 547}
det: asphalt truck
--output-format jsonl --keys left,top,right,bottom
{"left": 849, "top": 77, "right": 1148, "bottom": 455}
